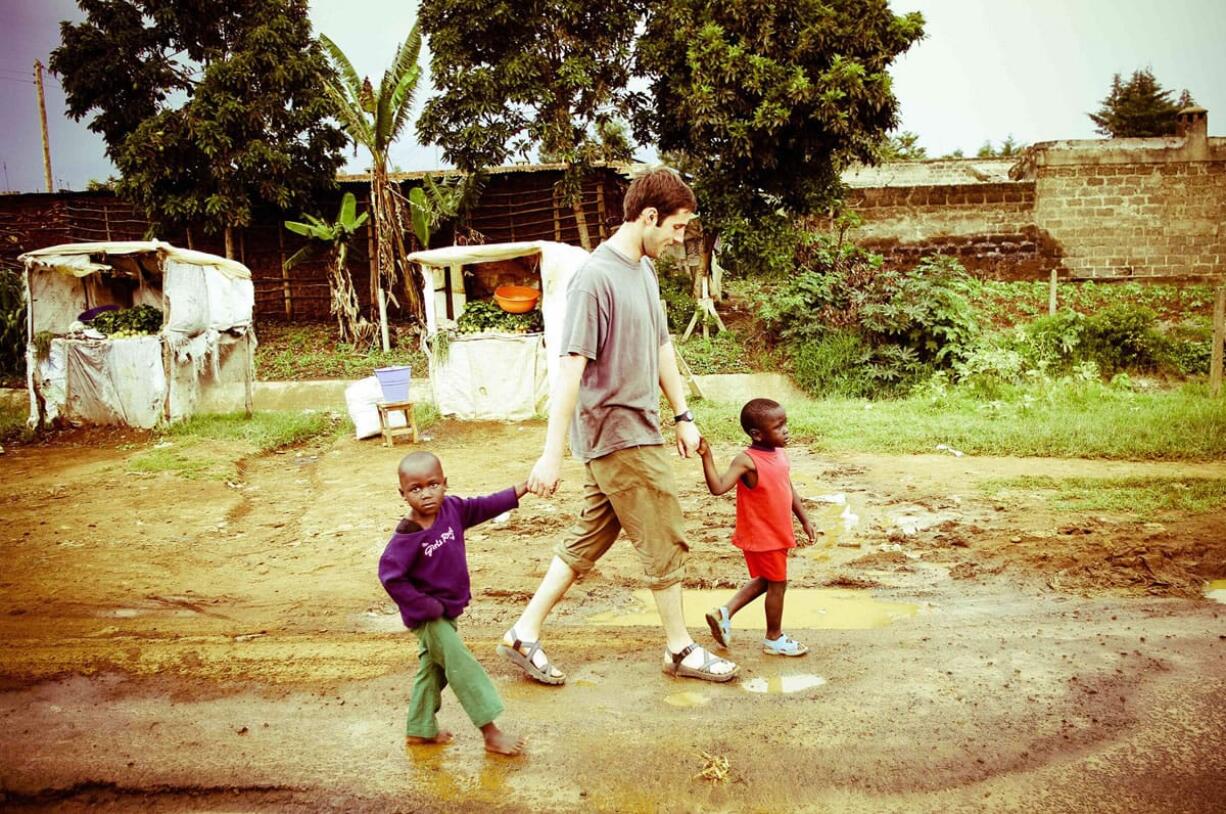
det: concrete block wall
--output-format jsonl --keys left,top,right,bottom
{"left": 1032, "top": 152, "right": 1226, "bottom": 279}
{"left": 845, "top": 181, "right": 1054, "bottom": 279}
{"left": 840, "top": 114, "right": 1224, "bottom": 281}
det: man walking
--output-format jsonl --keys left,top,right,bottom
{"left": 498, "top": 167, "right": 738, "bottom": 684}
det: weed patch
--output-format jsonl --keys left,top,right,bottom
{"left": 980, "top": 475, "right": 1226, "bottom": 516}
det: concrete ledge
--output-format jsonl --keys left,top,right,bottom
{"left": 692, "top": 373, "right": 805, "bottom": 405}
{"left": 4, "top": 372, "right": 806, "bottom": 418}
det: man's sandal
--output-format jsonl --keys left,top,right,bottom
{"left": 662, "top": 643, "right": 738, "bottom": 683}
{"left": 497, "top": 628, "right": 566, "bottom": 685}
{"left": 705, "top": 606, "right": 732, "bottom": 649}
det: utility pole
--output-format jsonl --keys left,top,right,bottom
{"left": 34, "top": 59, "right": 53, "bottom": 193}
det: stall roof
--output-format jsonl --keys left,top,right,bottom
{"left": 407, "top": 241, "right": 551, "bottom": 268}
{"left": 19, "top": 240, "right": 252, "bottom": 280}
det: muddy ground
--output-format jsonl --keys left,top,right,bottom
{"left": 0, "top": 421, "right": 1223, "bottom": 813}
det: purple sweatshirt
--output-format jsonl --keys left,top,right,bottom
{"left": 378, "top": 487, "right": 519, "bottom": 629}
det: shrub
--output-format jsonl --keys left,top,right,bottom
{"left": 755, "top": 245, "right": 980, "bottom": 395}
{"left": 1155, "top": 317, "right": 1213, "bottom": 376}
{"left": 0, "top": 268, "right": 26, "bottom": 381}
{"left": 1080, "top": 302, "right": 1163, "bottom": 373}
{"left": 790, "top": 331, "right": 875, "bottom": 398}
{"left": 655, "top": 252, "right": 695, "bottom": 332}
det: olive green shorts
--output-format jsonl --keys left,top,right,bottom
{"left": 554, "top": 444, "right": 689, "bottom": 590}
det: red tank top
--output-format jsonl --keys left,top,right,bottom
{"left": 731, "top": 447, "right": 796, "bottom": 552}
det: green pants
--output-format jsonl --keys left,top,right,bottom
{"left": 406, "top": 617, "right": 504, "bottom": 738}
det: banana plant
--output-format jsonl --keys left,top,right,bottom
{"left": 284, "top": 192, "right": 373, "bottom": 346}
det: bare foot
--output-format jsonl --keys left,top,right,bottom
{"left": 406, "top": 730, "right": 454, "bottom": 746}
{"left": 481, "top": 724, "right": 526, "bottom": 756}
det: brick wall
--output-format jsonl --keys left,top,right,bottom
{"left": 1030, "top": 145, "right": 1226, "bottom": 279}
{"left": 846, "top": 181, "right": 1055, "bottom": 279}
{"left": 842, "top": 127, "right": 1226, "bottom": 281}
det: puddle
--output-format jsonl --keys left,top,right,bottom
{"left": 588, "top": 589, "right": 918, "bottom": 630}
{"left": 663, "top": 691, "right": 710, "bottom": 707}
{"left": 405, "top": 746, "right": 513, "bottom": 803}
{"left": 1205, "top": 579, "right": 1226, "bottom": 604}
{"left": 742, "top": 674, "right": 827, "bottom": 694}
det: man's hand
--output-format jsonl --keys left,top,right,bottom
{"left": 527, "top": 451, "right": 562, "bottom": 497}
{"left": 675, "top": 420, "right": 701, "bottom": 458}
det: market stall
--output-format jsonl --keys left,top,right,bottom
{"left": 408, "top": 241, "right": 589, "bottom": 420}
{"left": 19, "top": 240, "right": 256, "bottom": 429}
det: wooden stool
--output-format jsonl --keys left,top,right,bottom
{"left": 376, "top": 400, "right": 419, "bottom": 448}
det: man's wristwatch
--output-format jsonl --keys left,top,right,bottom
{"left": 673, "top": 410, "right": 694, "bottom": 424}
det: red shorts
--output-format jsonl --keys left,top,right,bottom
{"left": 742, "top": 548, "right": 789, "bottom": 582}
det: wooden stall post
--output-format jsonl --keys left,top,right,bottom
{"left": 1048, "top": 268, "right": 1058, "bottom": 315}
{"left": 278, "top": 229, "right": 292, "bottom": 319}
{"left": 1211, "top": 284, "right": 1225, "bottom": 397}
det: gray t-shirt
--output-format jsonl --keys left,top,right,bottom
{"left": 560, "top": 242, "right": 671, "bottom": 462}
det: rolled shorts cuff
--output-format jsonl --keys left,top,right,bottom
{"left": 644, "top": 562, "right": 687, "bottom": 591}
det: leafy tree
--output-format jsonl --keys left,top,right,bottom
{"left": 51, "top": 0, "right": 345, "bottom": 258}
{"left": 636, "top": 0, "right": 924, "bottom": 272}
{"left": 417, "top": 0, "right": 643, "bottom": 249}
{"left": 284, "top": 193, "right": 372, "bottom": 345}
{"left": 319, "top": 24, "right": 424, "bottom": 346}
{"left": 876, "top": 131, "right": 928, "bottom": 162}
{"left": 976, "top": 135, "right": 1022, "bottom": 158}
{"left": 1089, "top": 69, "right": 1191, "bottom": 137}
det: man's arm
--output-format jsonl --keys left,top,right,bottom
{"left": 659, "top": 342, "right": 699, "bottom": 457}
{"left": 527, "top": 353, "right": 588, "bottom": 497}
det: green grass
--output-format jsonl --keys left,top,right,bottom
{"left": 127, "top": 410, "right": 351, "bottom": 480}
{"left": 696, "top": 382, "right": 1226, "bottom": 460}
{"left": 980, "top": 475, "right": 1226, "bottom": 515}
{"left": 127, "top": 445, "right": 236, "bottom": 481}
{"left": 965, "top": 279, "right": 1217, "bottom": 328}
{"left": 0, "top": 398, "right": 28, "bottom": 441}
{"left": 256, "top": 322, "right": 428, "bottom": 381}
{"left": 162, "top": 410, "right": 344, "bottom": 452}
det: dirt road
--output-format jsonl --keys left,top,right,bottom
{"left": 1, "top": 421, "right": 1223, "bottom": 812}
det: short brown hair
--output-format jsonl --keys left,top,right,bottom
{"left": 622, "top": 166, "right": 697, "bottom": 222}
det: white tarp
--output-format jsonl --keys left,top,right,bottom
{"left": 19, "top": 241, "right": 254, "bottom": 428}
{"left": 429, "top": 333, "right": 547, "bottom": 421}
{"left": 410, "top": 241, "right": 587, "bottom": 420}
{"left": 63, "top": 336, "right": 166, "bottom": 427}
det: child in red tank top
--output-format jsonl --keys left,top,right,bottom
{"left": 696, "top": 398, "right": 815, "bottom": 656}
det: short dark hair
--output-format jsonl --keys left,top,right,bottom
{"left": 740, "top": 398, "right": 782, "bottom": 435}
{"left": 622, "top": 166, "right": 698, "bottom": 222}
{"left": 398, "top": 451, "right": 441, "bottom": 480}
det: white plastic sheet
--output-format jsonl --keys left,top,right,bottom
{"left": 430, "top": 333, "right": 546, "bottom": 420}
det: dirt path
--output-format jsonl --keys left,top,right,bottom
{"left": 1, "top": 423, "right": 1223, "bottom": 812}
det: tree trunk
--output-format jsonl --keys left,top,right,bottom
{"left": 371, "top": 165, "right": 395, "bottom": 352}
{"left": 572, "top": 199, "right": 592, "bottom": 250}
{"left": 224, "top": 225, "right": 235, "bottom": 259}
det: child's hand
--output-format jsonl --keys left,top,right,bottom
{"left": 800, "top": 519, "right": 816, "bottom": 546}
{"left": 696, "top": 437, "right": 711, "bottom": 458}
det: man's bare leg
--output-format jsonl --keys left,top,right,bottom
{"left": 652, "top": 583, "right": 736, "bottom": 676}
{"left": 501, "top": 556, "right": 574, "bottom": 679}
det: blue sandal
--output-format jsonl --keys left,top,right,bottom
{"left": 762, "top": 633, "right": 808, "bottom": 657}
{"left": 705, "top": 606, "right": 732, "bottom": 649}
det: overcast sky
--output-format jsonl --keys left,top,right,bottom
{"left": 1, "top": 0, "right": 1223, "bottom": 193}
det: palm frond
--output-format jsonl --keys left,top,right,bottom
{"left": 318, "top": 33, "right": 365, "bottom": 104}
{"left": 283, "top": 244, "right": 317, "bottom": 270}
{"left": 376, "top": 22, "right": 422, "bottom": 149}
{"left": 322, "top": 81, "right": 375, "bottom": 150}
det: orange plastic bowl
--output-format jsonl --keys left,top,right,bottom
{"left": 494, "top": 285, "right": 540, "bottom": 314}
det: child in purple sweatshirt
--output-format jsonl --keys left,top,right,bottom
{"left": 378, "top": 451, "right": 527, "bottom": 756}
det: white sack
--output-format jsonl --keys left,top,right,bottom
{"left": 345, "top": 376, "right": 406, "bottom": 440}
